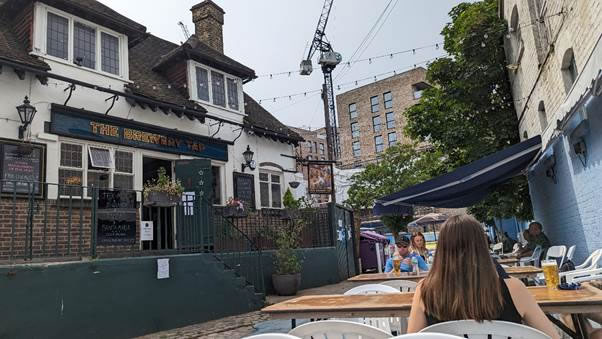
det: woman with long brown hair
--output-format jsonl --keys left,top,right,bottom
{"left": 410, "top": 231, "right": 429, "bottom": 260}
{"left": 407, "top": 215, "right": 559, "bottom": 338}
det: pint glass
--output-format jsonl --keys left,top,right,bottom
{"left": 542, "top": 259, "right": 559, "bottom": 288}
{"left": 393, "top": 258, "right": 401, "bottom": 273}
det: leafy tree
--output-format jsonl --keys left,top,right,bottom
{"left": 346, "top": 144, "right": 444, "bottom": 233}
{"left": 404, "top": 0, "right": 531, "bottom": 221}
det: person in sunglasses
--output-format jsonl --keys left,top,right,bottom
{"left": 384, "top": 235, "right": 429, "bottom": 273}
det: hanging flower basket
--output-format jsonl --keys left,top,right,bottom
{"left": 143, "top": 167, "right": 183, "bottom": 208}
{"left": 223, "top": 197, "right": 247, "bottom": 218}
{"left": 144, "top": 191, "right": 179, "bottom": 207}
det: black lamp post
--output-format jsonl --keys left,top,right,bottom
{"left": 16, "top": 96, "right": 37, "bottom": 140}
{"left": 241, "top": 145, "right": 256, "bottom": 172}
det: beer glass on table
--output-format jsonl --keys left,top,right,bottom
{"left": 393, "top": 258, "right": 401, "bottom": 273}
{"left": 542, "top": 259, "right": 559, "bottom": 289}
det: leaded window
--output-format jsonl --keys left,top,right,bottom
{"left": 227, "top": 78, "right": 239, "bottom": 110}
{"left": 211, "top": 71, "right": 226, "bottom": 107}
{"left": 101, "top": 33, "right": 120, "bottom": 75}
{"left": 47, "top": 13, "right": 69, "bottom": 60}
{"left": 73, "top": 22, "right": 96, "bottom": 69}
{"left": 196, "top": 67, "right": 210, "bottom": 101}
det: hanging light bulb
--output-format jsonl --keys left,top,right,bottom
{"left": 270, "top": 74, "right": 273, "bottom": 79}
{"left": 390, "top": 54, "right": 393, "bottom": 59}
{"left": 412, "top": 49, "right": 416, "bottom": 54}
{"left": 481, "top": 42, "right": 486, "bottom": 48}
{"left": 369, "top": 58, "right": 372, "bottom": 64}
{"left": 435, "top": 43, "right": 440, "bottom": 50}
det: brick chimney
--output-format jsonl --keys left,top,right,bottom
{"left": 190, "top": 0, "right": 225, "bottom": 53}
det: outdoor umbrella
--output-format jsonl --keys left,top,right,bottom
{"left": 408, "top": 213, "right": 448, "bottom": 239}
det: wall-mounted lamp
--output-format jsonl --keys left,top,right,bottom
{"left": 16, "top": 96, "right": 37, "bottom": 140}
{"left": 241, "top": 145, "right": 256, "bottom": 172}
{"left": 573, "top": 138, "right": 587, "bottom": 167}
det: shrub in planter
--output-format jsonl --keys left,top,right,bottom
{"left": 143, "top": 167, "right": 183, "bottom": 207}
{"left": 223, "top": 197, "right": 247, "bottom": 218}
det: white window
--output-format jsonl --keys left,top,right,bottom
{"left": 37, "top": 5, "right": 127, "bottom": 77}
{"left": 190, "top": 62, "right": 242, "bottom": 112}
{"left": 259, "top": 172, "right": 282, "bottom": 208}
{"left": 58, "top": 142, "right": 134, "bottom": 197}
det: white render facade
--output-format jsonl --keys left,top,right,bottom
{"left": 0, "top": 0, "right": 302, "bottom": 210}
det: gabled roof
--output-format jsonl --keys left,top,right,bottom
{"left": 243, "top": 93, "right": 303, "bottom": 144}
{"left": 153, "top": 35, "right": 256, "bottom": 81}
{"left": 0, "top": 11, "right": 50, "bottom": 71}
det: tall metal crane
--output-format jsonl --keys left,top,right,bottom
{"left": 300, "top": 0, "right": 342, "bottom": 162}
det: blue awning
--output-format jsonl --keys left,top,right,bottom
{"left": 372, "top": 202, "right": 413, "bottom": 216}
{"left": 374, "top": 136, "right": 542, "bottom": 210}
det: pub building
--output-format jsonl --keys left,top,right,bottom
{"left": 0, "top": 0, "right": 303, "bottom": 255}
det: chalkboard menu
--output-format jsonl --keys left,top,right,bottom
{"left": 97, "top": 189, "right": 137, "bottom": 245}
{"left": 0, "top": 142, "right": 45, "bottom": 196}
{"left": 233, "top": 172, "right": 255, "bottom": 210}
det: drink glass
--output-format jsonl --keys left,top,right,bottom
{"left": 542, "top": 259, "right": 559, "bottom": 289}
{"left": 393, "top": 258, "right": 401, "bottom": 273}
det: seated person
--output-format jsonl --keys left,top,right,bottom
{"left": 517, "top": 222, "right": 550, "bottom": 260}
{"left": 407, "top": 215, "right": 559, "bottom": 338}
{"left": 384, "top": 235, "right": 429, "bottom": 273}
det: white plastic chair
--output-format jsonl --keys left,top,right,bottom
{"left": 380, "top": 280, "right": 418, "bottom": 292}
{"left": 420, "top": 320, "right": 551, "bottom": 339}
{"left": 243, "top": 334, "right": 302, "bottom": 339}
{"left": 566, "top": 245, "right": 576, "bottom": 262}
{"left": 288, "top": 320, "right": 392, "bottom": 339}
{"left": 492, "top": 242, "right": 503, "bottom": 255}
{"left": 519, "top": 245, "right": 542, "bottom": 267}
{"left": 343, "top": 284, "right": 399, "bottom": 334}
{"left": 571, "top": 267, "right": 602, "bottom": 283}
{"left": 545, "top": 245, "right": 567, "bottom": 267}
{"left": 391, "top": 334, "right": 461, "bottom": 338}
{"left": 560, "top": 249, "right": 602, "bottom": 283}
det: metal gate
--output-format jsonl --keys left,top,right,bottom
{"left": 330, "top": 203, "right": 356, "bottom": 281}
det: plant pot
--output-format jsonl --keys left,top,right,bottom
{"left": 144, "top": 191, "right": 179, "bottom": 207}
{"left": 272, "top": 273, "right": 301, "bottom": 296}
{"left": 223, "top": 205, "right": 247, "bottom": 218}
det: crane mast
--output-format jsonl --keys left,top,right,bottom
{"left": 300, "top": 0, "right": 341, "bottom": 162}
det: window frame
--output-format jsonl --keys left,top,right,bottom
{"left": 188, "top": 60, "right": 243, "bottom": 114}
{"left": 259, "top": 170, "right": 283, "bottom": 209}
{"left": 34, "top": 3, "right": 129, "bottom": 79}
{"left": 370, "top": 96, "right": 379, "bottom": 113}
{"left": 385, "top": 112, "right": 395, "bottom": 129}
{"left": 372, "top": 116, "right": 382, "bottom": 133}
{"left": 388, "top": 132, "right": 397, "bottom": 146}
{"left": 383, "top": 92, "right": 393, "bottom": 109}
{"left": 349, "top": 103, "right": 358, "bottom": 119}
{"left": 352, "top": 141, "right": 361, "bottom": 157}
{"left": 58, "top": 141, "right": 135, "bottom": 198}
{"left": 374, "top": 135, "right": 384, "bottom": 153}
{"left": 351, "top": 122, "right": 360, "bottom": 138}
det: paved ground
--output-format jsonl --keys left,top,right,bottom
{"left": 136, "top": 281, "right": 356, "bottom": 339}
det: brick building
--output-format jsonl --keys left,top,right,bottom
{"left": 288, "top": 126, "right": 330, "bottom": 162}
{"left": 335, "top": 68, "right": 428, "bottom": 168}
{"left": 501, "top": 0, "right": 602, "bottom": 262}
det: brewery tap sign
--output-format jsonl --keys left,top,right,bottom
{"left": 97, "top": 190, "right": 137, "bottom": 245}
{"left": 307, "top": 162, "right": 333, "bottom": 194}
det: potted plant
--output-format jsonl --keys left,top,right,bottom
{"left": 280, "top": 188, "right": 300, "bottom": 219}
{"left": 143, "top": 167, "right": 184, "bottom": 207}
{"left": 223, "top": 197, "right": 247, "bottom": 218}
{"left": 271, "top": 196, "right": 305, "bottom": 296}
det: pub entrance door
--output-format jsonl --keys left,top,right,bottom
{"left": 142, "top": 157, "right": 174, "bottom": 250}
{"left": 174, "top": 159, "right": 213, "bottom": 251}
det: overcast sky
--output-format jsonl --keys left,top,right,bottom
{"left": 98, "top": 0, "right": 471, "bottom": 129}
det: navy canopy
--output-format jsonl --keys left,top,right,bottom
{"left": 374, "top": 136, "right": 542, "bottom": 210}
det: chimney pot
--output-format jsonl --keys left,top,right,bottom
{"left": 191, "top": 0, "right": 225, "bottom": 53}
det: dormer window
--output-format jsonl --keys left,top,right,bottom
{"left": 189, "top": 61, "right": 242, "bottom": 113}
{"left": 34, "top": 4, "right": 128, "bottom": 78}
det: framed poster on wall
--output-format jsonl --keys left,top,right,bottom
{"left": 0, "top": 139, "right": 45, "bottom": 197}
{"left": 307, "top": 162, "right": 333, "bottom": 194}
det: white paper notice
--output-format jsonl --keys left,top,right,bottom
{"left": 141, "top": 221, "right": 153, "bottom": 241}
{"left": 157, "top": 258, "right": 169, "bottom": 279}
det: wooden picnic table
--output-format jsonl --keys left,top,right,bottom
{"left": 262, "top": 283, "right": 602, "bottom": 338}
{"left": 497, "top": 257, "right": 520, "bottom": 266}
{"left": 347, "top": 266, "right": 542, "bottom": 282}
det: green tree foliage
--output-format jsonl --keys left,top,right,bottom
{"left": 404, "top": 0, "right": 532, "bottom": 221}
{"left": 346, "top": 144, "right": 444, "bottom": 233}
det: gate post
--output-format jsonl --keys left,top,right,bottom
{"left": 90, "top": 187, "right": 98, "bottom": 257}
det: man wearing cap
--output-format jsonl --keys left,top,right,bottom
{"left": 384, "top": 235, "right": 429, "bottom": 273}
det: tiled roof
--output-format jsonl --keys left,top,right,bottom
{"left": 154, "top": 35, "right": 256, "bottom": 81}
{"left": 243, "top": 93, "right": 303, "bottom": 144}
{"left": 128, "top": 34, "right": 200, "bottom": 109}
{"left": 0, "top": 11, "right": 49, "bottom": 70}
